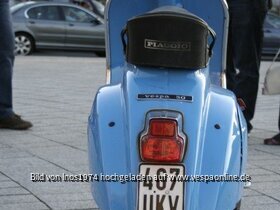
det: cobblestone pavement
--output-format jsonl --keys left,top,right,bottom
{"left": 0, "top": 54, "right": 279, "bottom": 210}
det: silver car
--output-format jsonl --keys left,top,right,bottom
{"left": 11, "top": 2, "right": 105, "bottom": 55}
{"left": 263, "top": 12, "right": 280, "bottom": 55}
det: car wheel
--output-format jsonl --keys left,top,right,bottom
{"left": 15, "top": 33, "right": 34, "bottom": 56}
{"left": 95, "top": 51, "right": 106, "bottom": 57}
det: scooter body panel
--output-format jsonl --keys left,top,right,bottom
{"left": 88, "top": 66, "right": 247, "bottom": 210}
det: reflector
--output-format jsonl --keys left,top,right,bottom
{"left": 150, "top": 119, "right": 176, "bottom": 137}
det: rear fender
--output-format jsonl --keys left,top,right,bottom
{"left": 88, "top": 84, "right": 133, "bottom": 210}
{"left": 196, "top": 86, "right": 244, "bottom": 210}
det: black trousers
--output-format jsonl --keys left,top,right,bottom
{"left": 226, "top": 0, "right": 268, "bottom": 129}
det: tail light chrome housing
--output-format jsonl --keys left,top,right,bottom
{"left": 139, "top": 110, "right": 187, "bottom": 162}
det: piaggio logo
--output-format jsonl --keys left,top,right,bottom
{"left": 144, "top": 39, "right": 191, "bottom": 51}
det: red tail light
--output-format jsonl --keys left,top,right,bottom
{"left": 140, "top": 118, "right": 185, "bottom": 162}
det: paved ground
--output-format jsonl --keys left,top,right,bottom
{"left": 0, "top": 53, "right": 279, "bottom": 210}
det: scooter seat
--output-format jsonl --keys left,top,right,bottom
{"left": 122, "top": 6, "right": 215, "bottom": 70}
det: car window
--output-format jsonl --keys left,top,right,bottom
{"left": 62, "top": 6, "right": 97, "bottom": 24}
{"left": 266, "top": 14, "right": 280, "bottom": 29}
{"left": 11, "top": 3, "right": 32, "bottom": 13}
{"left": 27, "top": 6, "right": 61, "bottom": 21}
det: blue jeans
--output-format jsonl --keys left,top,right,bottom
{"left": 226, "top": 0, "right": 267, "bottom": 129}
{"left": 0, "top": 0, "right": 14, "bottom": 119}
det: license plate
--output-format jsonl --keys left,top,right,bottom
{"left": 138, "top": 164, "right": 184, "bottom": 210}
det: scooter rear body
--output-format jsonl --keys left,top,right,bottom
{"left": 88, "top": 0, "right": 248, "bottom": 210}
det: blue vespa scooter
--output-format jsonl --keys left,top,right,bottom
{"left": 88, "top": 0, "right": 248, "bottom": 209}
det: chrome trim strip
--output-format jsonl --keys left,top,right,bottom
{"left": 221, "top": 0, "right": 229, "bottom": 88}
{"left": 105, "top": 0, "right": 111, "bottom": 83}
{"left": 106, "top": 68, "right": 111, "bottom": 84}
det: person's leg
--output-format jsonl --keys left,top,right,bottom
{"left": 226, "top": 0, "right": 267, "bottom": 131}
{"left": 0, "top": 0, "right": 14, "bottom": 119}
{"left": 0, "top": 1, "right": 32, "bottom": 130}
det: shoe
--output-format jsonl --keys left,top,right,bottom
{"left": 264, "top": 138, "right": 280, "bottom": 145}
{"left": 0, "top": 114, "right": 32, "bottom": 130}
{"left": 264, "top": 133, "right": 280, "bottom": 145}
